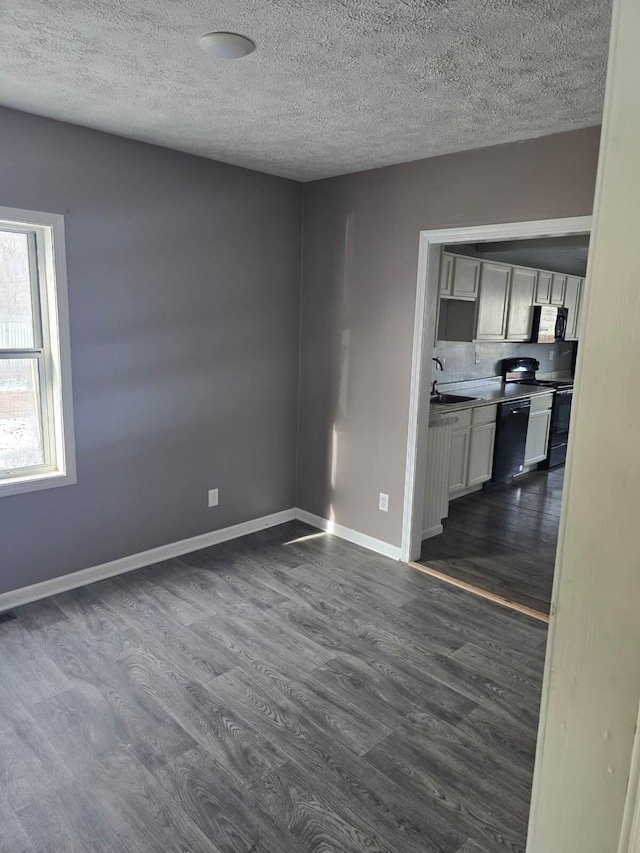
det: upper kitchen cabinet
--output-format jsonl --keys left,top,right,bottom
{"left": 439, "top": 253, "right": 454, "bottom": 296}
{"left": 439, "top": 254, "right": 480, "bottom": 300}
{"left": 550, "top": 273, "right": 566, "bottom": 305}
{"left": 474, "top": 262, "right": 510, "bottom": 341}
{"left": 564, "top": 275, "right": 583, "bottom": 340}
{"left": 535, "top": 271, "right": 553, "bottom": 304}
{"left": 436, "top": 252, "right": 585, "bottom": 343}
{"left": 506, "top": 267, "right": 536, "bottom": 341}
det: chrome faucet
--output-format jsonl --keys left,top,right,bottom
{"left": 431, "top": 357, "right": 444, "bottom": 396}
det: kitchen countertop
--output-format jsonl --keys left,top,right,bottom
{"left": 429, "top": 382, "right": 555, "bottom": 421}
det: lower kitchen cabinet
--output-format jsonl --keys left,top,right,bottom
{"left": 524, "top": 393, "right": 554, "bottom": 466}
{"left": 468, "top": 421, "right": 497, "bottom": 486}
{"left": 449, "top": 427, "right": 470, "bottom": 493}
{"left": 524, "top": 409, "right": 552, "bottom": 465}
{"left": 449, "top": 405, "right": 497, "bottom": 497}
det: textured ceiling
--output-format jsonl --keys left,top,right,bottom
{"left": 0, "top": 0, "right": 611, "bottom": 181}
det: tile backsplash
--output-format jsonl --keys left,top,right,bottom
{"left": 433, "top": 341, "right": 576, "bottom": 384}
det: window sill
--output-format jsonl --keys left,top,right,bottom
{"left": 0, "top": 468, "right": 77, "bottom": 498}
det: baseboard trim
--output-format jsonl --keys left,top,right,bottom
{"left": 295, "top": 508, "right": 402, "bottom": 561}
{"left": 421, "top": 524, "right": 443, "bottom": 541}
{"left": 0, "top": 508, "right": 296, "bottom": 613}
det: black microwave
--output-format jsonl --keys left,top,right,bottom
{"left": 530, "top": 306, "right": 568, "bottom": 343}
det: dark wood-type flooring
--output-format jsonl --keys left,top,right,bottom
{"left": 0, "top": 520, "right": 547, "bottom": 853}
{"left": 419, "top": 467, "right": 564, "bottom": 615}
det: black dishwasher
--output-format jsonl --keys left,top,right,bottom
{"left": 491, "top": 398, "right": 531, "bottom": 483}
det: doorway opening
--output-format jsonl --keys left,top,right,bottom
{"left": 401, "top": 217, "right": 592, "bottom": 621}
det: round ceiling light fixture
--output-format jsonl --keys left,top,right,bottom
{"left": 199, "top": 32, "right": 256, "bottom": 60}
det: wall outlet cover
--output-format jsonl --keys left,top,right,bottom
{"left": 379, "top": 493, "right": 389, "bottom": 512}
{"left": 208, "top": 488, "right": 219, "bottom": 508}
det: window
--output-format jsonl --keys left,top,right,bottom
{"left": 0, "top": 207, "right": 75, "bottom": 496}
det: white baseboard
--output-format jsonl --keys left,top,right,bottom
{"left": 421, "top": 524, "right": 443, "bottom": 540}
{"left": 0, "top": 505, "right": 403, "bottom": 614}
{"left": 0, "top": 508, "right": 296, "bottom": 613}
{"left": 295, "top": 508, "right": 402, "bottom": 561}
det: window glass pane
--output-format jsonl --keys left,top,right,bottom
{"left": 0, "top": 358, "right": 44, "bottom": 472}
{"left": 0, "top": 230, "right": 35, "bottom": 348}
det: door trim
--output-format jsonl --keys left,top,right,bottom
{"left": 401, "top": 215, "right": 592, "bottom": 565}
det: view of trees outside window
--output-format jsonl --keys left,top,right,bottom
{"left": 0, "top": 230, "right": 44, "bottom": 471}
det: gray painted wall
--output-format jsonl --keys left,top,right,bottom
{"left": 297, "top": 127, "right": 600, "bottom": 547}
{"left": 0, "top": 107, "right": 302, "bottom": 595}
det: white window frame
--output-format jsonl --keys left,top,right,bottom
{"left": 0, "top": 205, "right": 75, "bottom": 497}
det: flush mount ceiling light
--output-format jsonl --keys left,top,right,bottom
{"left": 199, "top": 32, "right": 256, "bottom": 60}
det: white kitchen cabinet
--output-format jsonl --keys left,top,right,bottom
{"left": 506, "top": 267, "right": 536, "bottom": 341}
{"left": 449, "top": 427, "right": 470, "bottom": 493}
{"left": 564, "top": 275, "right": 583, "bottom": 340}
{"left": 551, "top": 273, "right": 566, "bottom": 305}
{"left": 468, "top": 422, "right": 497, "bottom": 486}
{"left": 524, "top": 393, "right": 554, "bottom": 466}
{"left": 524, "top": 410, "right": 552, "bottom": 465}
{"left": 449, "top": 405, "right": 497, "bottom": 496}
{"left": 450, "top": 256, "right": 480, "bottom": 300}
{"left": 475, "top": 262, "right": 510, "bottom": 341}
{"left": 439, "top": 253, "right": 453, "bottom": 296}
{"left": 535, "top": 271, "right": 553, "bottom": 305}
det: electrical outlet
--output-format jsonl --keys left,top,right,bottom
{"left": 549, "top": 349, "right": 555, "bottom": 361}
{"left": 208, "top": 488, "right": 219, "bottom": 508}
{"left": 475, "top": 350, "right": 481, "bottom": 364}
{"left": 379, "top": 493, "right": 389, "bottom": 512}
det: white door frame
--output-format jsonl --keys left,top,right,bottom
{"left": 400, "top": 215, "right": 592, "bottom": 564}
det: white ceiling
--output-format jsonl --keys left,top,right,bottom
{"left": 0, "top": 0, "right": 611, "bottom": 181}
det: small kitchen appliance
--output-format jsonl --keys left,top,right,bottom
{"left": 529, "top": 305, "right": 568, "bottom": 343}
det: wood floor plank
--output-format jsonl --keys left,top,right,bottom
{"left": 233, "top": 655, "right": 393, "bottom": 755}
{"left": 153, "top": 747, "right": 305, "bottom": 853}
{"left": 29, "top": 622, "right": 197, "bottom": 772}
{"left": 100, "top": 627, "right": 290, "bottom": 785}
{"left": 90, "top": 575, "right": 237, "bottom": 682}
{"left": 78, "top": 746, "right": 222, "bottom": 853}
{"left": 277, "top": 734, "right": 466, "bottom": 853}
{"left": 419, "top": 468, "right": 564, "bottom": 613}
{"left": 14, "top": 599, "right": 69, "bottom": 634}
{"left": 364, "top": 735, "right": 527, "bottom": 853}
{"left": 312, "top": 654, "right": 477, "bottom": 729}
{"left": 251, "top": 760, "right": 399, "bottom": 853}
{"left": 2, "top": 519, "right": 545, "bottom": 853}
{"left": 16, "top": 792, "right": 94, "bottom": 853}
{"left": 0, "top": 790, "right": 33, "bottom": 853}
{"left": 0, "top": 620, "right": 72, "bottom": 706}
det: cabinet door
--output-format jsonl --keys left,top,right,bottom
{"left": 564, "top": 275, "right": 582, "bottom": 340}
{"left": 468, "top": 422, "right": 496, "bottom": 486}
{"left": 475, "top": 262, "right": 510, "bottom": 341}
{"left": 551, "top": 274, "right": 566, "bottom": 305}
{"left": 524, "top": 409, "right": 552, "bottom": 465}
{"left": 535, "top": 271, "right": 552, "bottom": 304}
{"left": 439, "top": 253, "right": 453, "bottom": 296}
{"left": 449, "top": 428, "right": 470, "bottom": 494}
{"left": 506, "top": 267, "right": 536, "bottom": 341}
{"left": 451, "top": 257, "right": 480, "bottom": 300}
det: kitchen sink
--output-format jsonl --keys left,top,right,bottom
{"left": 430, "top": 393, "right": 477, "bottom": 404}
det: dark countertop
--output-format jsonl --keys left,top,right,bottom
{"left": 429, "top": 382, "right": 555, "bottom": 421}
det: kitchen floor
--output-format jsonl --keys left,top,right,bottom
{"left": 418, "top": 466, "right": 564, "bottom": 615}
{"left": 0, "top": 520, "right": 545, "bottom": 853}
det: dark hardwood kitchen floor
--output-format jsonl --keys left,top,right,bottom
{"left": 419, "top": 467, "right": 564, "bottom": 615}
{"left": 1, "top": 520, "right": 546, "bottom": 853}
